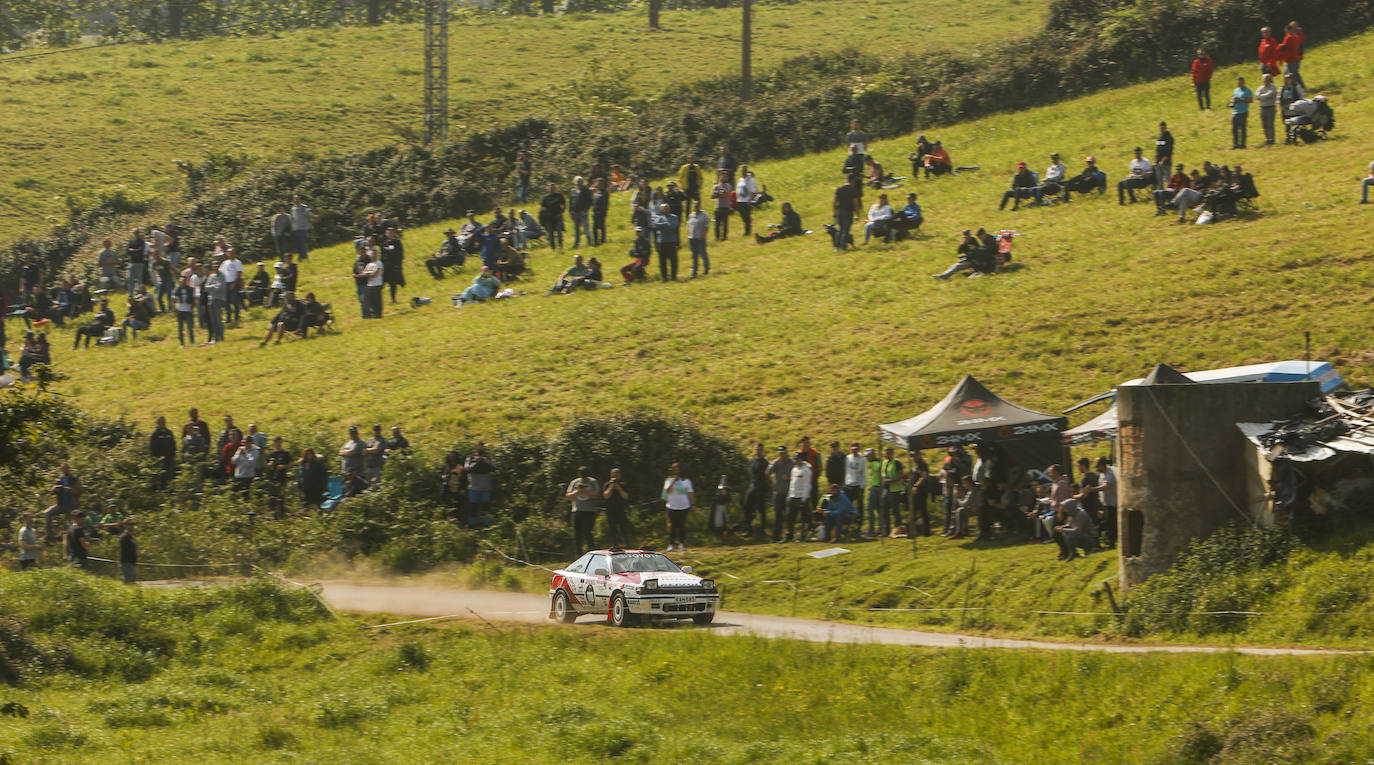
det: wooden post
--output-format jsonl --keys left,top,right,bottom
{"left": 791, "top": 556, "right": 801, "bottom": 617}
{"left": 740, "top": 0, "right": 752, "bottom": 100}
{"left": 958, "top": 558, "right": 975, "bottom": 630}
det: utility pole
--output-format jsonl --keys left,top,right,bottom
{"left": 740, "top": 0, "right": 752, "bottom": 100}
{"left": 423, "top": 0, "right": 449, "bottom": 146}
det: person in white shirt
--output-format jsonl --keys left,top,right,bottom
{"left": 362, "top": 250, "right": 384, "bottom": 319}
{"left": 783, "top": 453, "right": 813, "bottom": 542}
{"left": 864, "top": 193, "right": 895, "bottom": 244}
{"left": 218, "top": 247, "right": 244, "bottom": 324}
{"left": 1117, "top": 147, "right": 1154, "bottom": 204}
{"left": 1361, "top": 160, "right": 1374, "bottom": 204}
{"left": 686, "top": 202, "right": 712, "bottom": 278}
{"left": 1030, "top": 152, "right": 1071, "bottom": 205}
{"left": 291, "top": 194, "right": 313, "bottom": 260}
{"left": 662, "top": 462, "right": 694, "bottom": 552}
{"left": 843, "top": 442, "right": 867, "bottom": 520}
{"left": 734, "top": 167, "right": 759, "bottom": 236}
{"left": 231, "top": 436, "right": 261, "bottom": 492}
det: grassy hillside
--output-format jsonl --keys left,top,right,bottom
{"left": 0, "top": 0, "right": 1048, "bottom": 243}
{"left": 46, "top": 27, "right": 1374, "bottom": 450}
{"left": 2, "top": 571, "right": 1372, "bottom": 764}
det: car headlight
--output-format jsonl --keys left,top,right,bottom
{"left": 699, "top": 579, "right": 715, "bottom": 591}
{"left": 641, "top": 579, "right": 658, "bottom": 591}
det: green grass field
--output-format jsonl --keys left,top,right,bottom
{"left": 1, "top": 572, "right": 1371, "bottom": 764}
{"left": 45, "top": 27, "right": 1374, "bottom": 451}
{"left": 0, "top": 0, "right": 1048, "bottom": 243}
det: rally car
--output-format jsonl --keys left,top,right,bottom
{"left": 549, "top": 548, "right": 719, "bottom": 627}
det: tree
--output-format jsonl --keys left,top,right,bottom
{"left": 648, "top": 0, "right": 659, "bottom": 29}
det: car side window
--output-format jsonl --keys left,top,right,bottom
{"left": 588, "top": 555, "right": 608, "bottom": 576}
{"left": 566, "top": 553, "right": 593, "bottom": 574}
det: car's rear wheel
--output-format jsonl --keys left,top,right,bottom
{"left": 610, "top": 593, "right": 637, "bottom": 627}
{"left": 692, "top": 611, "right": 715, "bottom": 626}
{"left": 552, "top": 589, "right": 576, "bottom": 624}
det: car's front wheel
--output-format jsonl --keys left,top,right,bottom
{"left": 552, "top": 589, "right": 576, "bottom": 624}
{"left": 692, "top": 611, "right": 715, "bottom": 626}
{"left": 610, "top": 593, "right": 637, "bottom": 627}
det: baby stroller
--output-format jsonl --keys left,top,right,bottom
{"left": 1285, "top": 96, "right": 1335, "bottom": 144}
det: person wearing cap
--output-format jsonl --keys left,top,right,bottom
{"left": 1065, "top": 156, "right": 1106, "bottom": 196}
{"left": 1054, "top": 497, "right": 1098, "bottom": 561}
{"left": 426, "top": 228, "right": 465, "bottom": 279}
{"left": 1154, "top": 163, "right": 1192, "bottom": 216}
{"left": 1030, "top": 153, "right": 1070, "bottom": 206}
{"left": 339, "top": 426, "right": 366, "bottom": 476}
{"left": 1117, "top": 147, "right": 1154, "bottom": 204}
{"left": 363, "top": 424, "right": 387, "bottom": 484}
{"left": 1230, "top": 76, "right": 1254, "bottom": 149}
{"left": 650, "top": 203, "right": 681, "bottom": 281}
{"left": 999, "top": 162, "right": 1038, "bottom": 211}
{"left": 619, "top": 227, "right": 651, "bottom": 284}
{"left": 767, "top": 447, "right": 793, "bottom": 542}
{"left": 242, "top": 261, "right": 270, "bottom": 306}
{"left": 663, "top": 180, "right": 688, "bottom": 221}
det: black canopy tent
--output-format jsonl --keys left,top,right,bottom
{"left": 879, "top": 375, "right": 1070, "bottom": 475}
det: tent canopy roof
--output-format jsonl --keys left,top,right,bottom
{"left": 880, "top": 375, "right": 1067, "bottom": 450}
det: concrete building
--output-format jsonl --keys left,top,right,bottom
{"left": 1116, "top": 365, "right": 1317, "bottom": 590}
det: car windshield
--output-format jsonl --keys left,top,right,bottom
{"left": 611, "top": 553, "right": 681, "bottom": 574}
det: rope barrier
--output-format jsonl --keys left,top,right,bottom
{"left": 87, "top": 556, "right": 242, "bottom": 569}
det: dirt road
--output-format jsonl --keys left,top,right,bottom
{"left": 318, "top": 582, "right": 1363, "bottom": 656}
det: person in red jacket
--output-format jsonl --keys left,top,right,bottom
{"left": 1191, "top": 48, "right": 1214, "bottom": 110}
{"left": 1280, "top": 20, "right": 1305, "bottom": 89}
{"left": 1258, "top": 26, "right": 1282, "bottom": 77}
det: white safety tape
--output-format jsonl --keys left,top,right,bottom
{"left": 87, "top": 557, "right": 242, "bottom": 568}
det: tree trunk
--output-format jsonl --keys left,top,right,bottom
{"left": 541, "top": 0, "right": 554, "bottom": 14}
{"left": 367, "top": 0, "right": 382, "bottom": 25}
{"left": 740, "top": 0, "right": 752, "bottom": 100}
{"left": 648, "top": 0, "right": 660, "bottom": 29}
{"left": 168, "top": 0, "right": 186, "bottom": 37}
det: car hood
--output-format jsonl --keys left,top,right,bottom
{"left": 613, "top": 572, "right": 701, "bottom": 586}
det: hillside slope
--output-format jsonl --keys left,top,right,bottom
{"left": 49, "top": 28, "right": 1374, "bottom": 447}
{"left": 0, "top": 0, "right": 1047, "bottom": 243}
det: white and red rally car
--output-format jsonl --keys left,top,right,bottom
{"left": 549, "top": 548, "right": 719, "bottom": 627}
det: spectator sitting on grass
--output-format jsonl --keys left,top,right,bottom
{"left": 455, "top": 266, "right": 501, "bottom": 306}
{"left": 817, "top": 483, "right": 857, "bottom": 542}
{"left": 864, "top": 193, "right": 895, "bottom": 244}
{"left": 299, "top": 292, "right": 328, "bottom": 336}
{"left": 548, "top": 255, "right": 596, "bottom": 295}
{"left": 933, "top": 229, "right": 994, "bottom": 280}
{"left": 73, "top": 300, "right": 114, "bottom": 349}
{"left": 1054, "top": 498, "right": 1097, "bottom": 561}
{"left": 1032, "top": 153, "right": 1070, "bottom": 205}
{"left": 620, "top": 228, "right": 651, "bottom": 284}
{"left": 999, "top": 162, "right": 1038, "bottom": 211}
{"left": 895, "top": 192, "right": 923, "bottom": 231}
{"left": 923, "top": 141, "right": 953, "bottom": 177}
{"left": 909, "top": 135, "right": 934, "bottom": 177}
{"left": 426, "top": 229, "right": 465, "bottom": 279}
{"left": 259, "top": 291, "right": 302, "bottom": 346}
{"left": 1154, "top": 164, "right": 1191, "bottom": 215}
{"left": 1117, "top": 147, "right": 1154, "bottom": 204}
{"left": 495, "top": 239, "right": 526, "bottom": 280}
{"left": 245, "top": 262, "right": 271, "bottom": 306}
{"left": 865, "top": 156, "right": 894, "bottom": 188}
{"left": 1065, "top": 156, "right": 1107, "bottom": 196}
{"left": 755, "top": 202, "right": 803, "bottom": 244}
{"left": 341, "top": 469, "right": 369, "bottom": 499}
{"left": 842, "top": 143, "right": 866, "bottom": 177}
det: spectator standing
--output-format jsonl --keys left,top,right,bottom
{"left": 271, "top": 204, "right": 293, "bottom": 258}
{"left": 907, "top": 451, "right": 932, "bottom": 536}
{"left": 782, "top": 452, "right": 812, "bottom": 542}
{"left": 686, "top": 202, "right": 711, "bottom": 278}
{"left": 710, "top": 171, "right": 733, "bottom": 241}
{"left": 218, "top": 248, "right": 244, "bottom": 324}
{"left": 1231, "top": 77, "right": 1254, "bottom": 149}
{"left": 1256, "top": 73, "right": 1279, "bottom": 145}
{"left": 291, "top": 194, "right": 313, "bottom": 261}
{"left": 151, "top": 254, "right": 175, "bottom": 314}
{"left": 650, "top": 203, "right": 681, "bottom": 282}
{"left": 566, "top": 466, "right": 602, "bottom": 552}
{"left": 464, "top": 443, "right": 495, "bottom": 523}
{"left": 379, "top": 227, "right": 406, "bottom": 305}
{"left": 339, "top": 426, "right": 366, "bottom": 476}
{"left": 824, "top": 441, "right": 847, "bottom": 492}
{"left": 843, "top": 442, "right": 866, "bottom": 520}
{"left": 362, "top": 249, "right": 384, "bottom": 319}
{"left": 1280, "top": 21, "right": 1305, "bottom": 89}
{"left": 735, "top": 167, "right": 758, "bottom": 236}
{"left": 45, "top": 463, "right": 82, "bottom": 541}
{"left": 298, "top": 447, "right": 328, "bottom": 506}
{"left": 1278, "top": 72, "right": 1305, "bottom": 118}
{"left": 1362, "top": 160, "right": 1374, "bottom": 204}
{"left": 118, "top": 517, "right": 138, "bottom": 584}
{"left": 662, "top": 463, "right": 694, "bottom": 552}
{"left": 1153, "top": 122, "right": 1174, "bottom": 189}
{"left": 832, "top": 174, "right": 863, "bottom": 251}
{"left": 601, "top": 468, "right": 632, "bottom": 548}
{"left": 1085, "top": 456, "right": 1118, "bottom": 547}
{"left": 364, "top": 424, "right": 387, "bottom": 484}
{"left": 514, "top": 151, "right": 532, "bottom": 203}
{"left": 150, "top": 415, "right": 177, "bottom": 489}
{"left": 231, "top": 435, "right": 260, "bottom": 492}
{"left": 767, "top": 446, "right": 792, "bottom": 542}
{"left": 591, "top": 177, "right": 610, "bottom": 246}
{"left": 677, "top": 154, "right": 704, "bottom": 207}
{"left": 64, "top": 510, "right": 88, "bottom": 571}
{"left": 742, "top": 443, "right": 769, "bottom": 536}
{"left": 387, "top": 426, "right": 410, "bottom": 452}
{"left": 265, "top": 436, "right": 293, "bottom": 518}
{"left": 845, "top": 119, "right": 870, "bottom": 157}
{"left": 539, "top": 183, "right": 566, "bottom": 250}
{"left": 202, "top": 265, "right": 226, "bottom": 344}
{"left": 880, "top": 447, "right": 905, "bottom": 536}
{"left": 1258, "top": 26, "right": 1281, "bottom": 77}
{"left": 18, "top": 513, "right": 40, "bottom": 570}
{"left": 715, "top": 144, "right": 738, "bottom": 185}
{"left": 569, "top": 176, "right": 593, "bottom": 249}
{"left": 182, "top": 408, "right": 210, "bottom": 461}
{"left": 1191, "top": 49, "right": 1214, "bottom": 110}
{"left": 125, "top": 229, "right": 148, "bottom": 293}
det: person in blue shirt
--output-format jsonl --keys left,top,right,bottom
{"left": 1230, "top": 76, "right": 1254, "bottom": 149}
{"left": 818, "top": 483, "right": 857, "bottom": 542}
{"left": 650, "top": 203, "right": 680, "bottom": 282}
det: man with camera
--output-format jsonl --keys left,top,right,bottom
{"left": 566, "top": 466, "right": 602, "bottom": 552}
